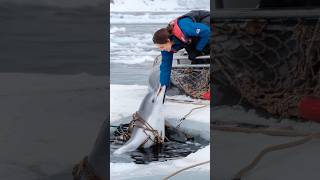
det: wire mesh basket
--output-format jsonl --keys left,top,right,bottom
{"left": 154, "top": 52, "right": 210, "bottom": 99}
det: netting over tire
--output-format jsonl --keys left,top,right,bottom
{"left": 212, "top": 18, "right": 320, "bottom": 118}
{"left": 154, "top": 55, "right": 210, "bottom": 99}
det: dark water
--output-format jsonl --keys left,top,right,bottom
{"left": 110, "top": 138, "right": 208, "bottom": 164}
{"left": 110, "top": 117, "right": 209, "bottom": 164}
{"left": 110, "top": 62, "right": 154, "bottom": 85}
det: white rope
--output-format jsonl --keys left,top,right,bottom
{"left": 163, "top": 160, "right": 210, "bottom": 180}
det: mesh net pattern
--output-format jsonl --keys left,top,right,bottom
{"left": 154, "top": 55, "right": 210, "bottom": 99}
{"left": 171, "top": 66, "right": 210, "bottom": 99}
{"left": 212, "top": 18, "right": 320, "bottom": 118}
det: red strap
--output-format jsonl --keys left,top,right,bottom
{"left": 299, "top": 96, "right": 320, "bottom": 122}
{"left": 201, "top": 91, "right": 210, "bottom": 100}
{"left": 169, "top": 18, "right": 190, "bottom": 44}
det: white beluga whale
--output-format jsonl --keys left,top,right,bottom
{"left": 114, "top": 67, "right": 166, "bottom": 155}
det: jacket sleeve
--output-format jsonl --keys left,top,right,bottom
{"left": 179, "top": 18, "right": 210, "bottom": 51}
{"left": 160, "top": 51, "right": 173, "bottom": 87}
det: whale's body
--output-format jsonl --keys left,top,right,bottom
{"left": 114, "top": 67, "right": 166, "bottom": 155}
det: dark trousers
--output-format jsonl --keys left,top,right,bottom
{"left": 185, "top": 39, "right": 210, "bottom": 64}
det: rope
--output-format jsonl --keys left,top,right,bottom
{"left": 110, "top": 112, "right": 165, "bottom": 145}
{"left": 212, "top": 124, "right": 320, "bottom": 180}
{"left": 211, "top": 124, "right": 309, "bottom": 137}
{"left": 160, "top": 103, "right": 209, "bottom": 179}
{"left": 233, "top": 134, "right": 320, "bottom": 180}
{"left": 111, "top": 101, "right": 209, "bottom": 180}
{"left": 166, "top": 97, "right": 209, "bottom": 105}
{"left": 162, "top": 160, "right": 210, "bottom": 180}
{"left": 176, "top": 104, "right": 208, "bottom": 128}
{"left": 132, "top": 112, "right": 164, "bottom": 144}
{"left": 72, "top": 156, "right": 106, "bottom": 180}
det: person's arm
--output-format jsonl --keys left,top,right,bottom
{"left": 159, "top": 51, "right": 173, "bottom": 87}
{"left": 179, "top": 18, "right": 210, "bottom": 51}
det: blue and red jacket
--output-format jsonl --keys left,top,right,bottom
{"left": 160, "top": 15, "right": 210, "bottom": 87}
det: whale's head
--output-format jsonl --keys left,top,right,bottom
{"left": 137, "top": 86, "right": 166, "bottom": 120}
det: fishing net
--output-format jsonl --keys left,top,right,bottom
{"left": 212, "top": 18, "right": 320, "bottom": 118}
{"left": 171, "top": 65, "right": 210, "bottom": 99}
{"left": 154, "top": 55, "right": 210, "bottom": 99}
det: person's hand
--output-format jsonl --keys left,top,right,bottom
{"left": 157, "top": 86, "right": 163, "bottom": 96}
{"left": 188, "top": 50, "right": 201, "bottom": 61}
{"left": 157, "top": 86, "right": 166, "bottom": 96}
